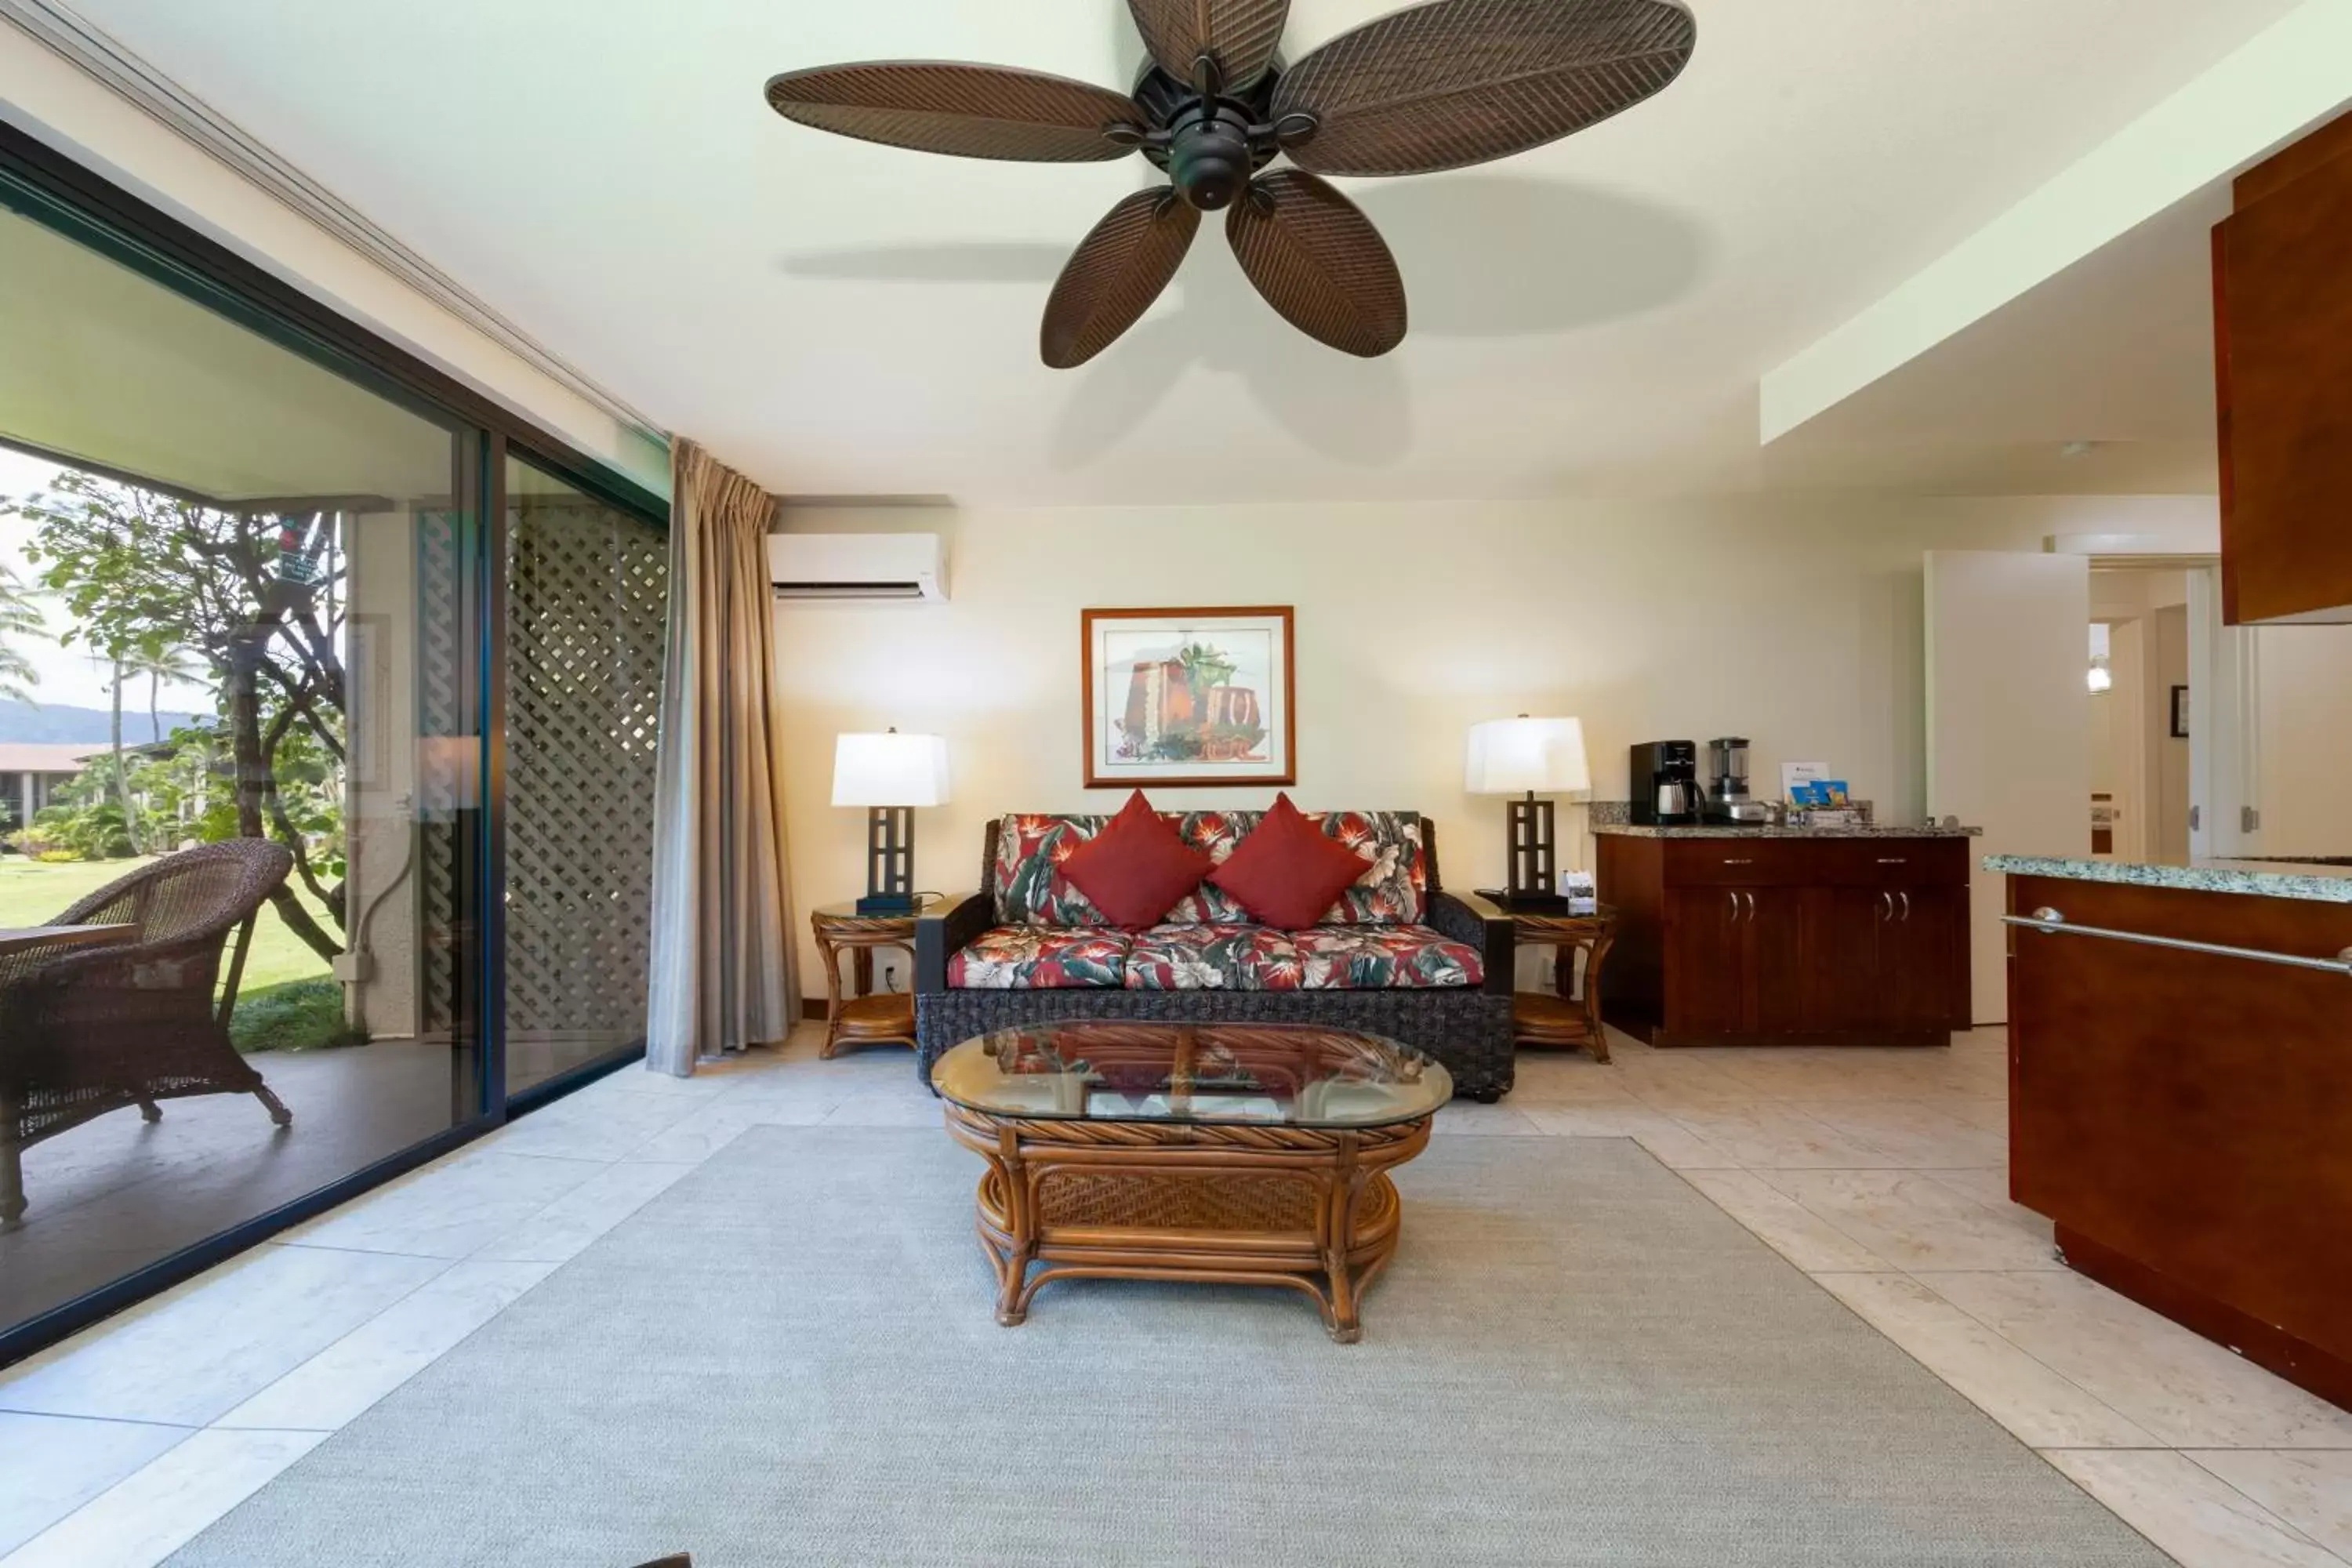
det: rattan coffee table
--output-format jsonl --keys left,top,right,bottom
{"left": 930, "top": 1021, "right": 1451, "bottom": 1343}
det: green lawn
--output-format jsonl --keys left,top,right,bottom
{"left": 0, "top": 852, "right": 343, "bottom": 1047}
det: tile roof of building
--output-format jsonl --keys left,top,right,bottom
{"left": 0, "top": 742, "right": 104, "bottom": 775}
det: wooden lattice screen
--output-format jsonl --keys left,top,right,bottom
{"left": 503, "top": 498, "right": 667, "bottom": 1047}
{"left": 416, "top": 499, "right": 667, "bottom": 1050}
{"left": 416, "top": 511, "right": 464, "bottom": 1041}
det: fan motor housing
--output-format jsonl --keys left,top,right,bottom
{"left": 1134, "top": 60, "right": 1281, "bottom": 212}
{"left": 1166, "top": 101, "right": 1258, "bottom": 210}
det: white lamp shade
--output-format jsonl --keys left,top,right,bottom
{"left": 832, "top": 731, "right": 950, "bottom": 808}
{"left": 416, "top": 734, "right": 481, "bottom": 814}
{"left": 1465, "top": 717, "right": 1591, "bottom": 796}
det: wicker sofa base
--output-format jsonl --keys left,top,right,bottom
{"left": 916, "top": 987, "right": 1515, "bottom": 1102}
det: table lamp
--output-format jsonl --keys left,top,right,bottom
{"left": 1465, "top": 715, "right": 1590, "bottom": 913}
{"left": 833, "top": 729, "right": 950, "bottom": 914}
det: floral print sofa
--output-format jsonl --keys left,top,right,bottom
{"left": 913, "top": 809, "right": 1517, "bottom": 1100}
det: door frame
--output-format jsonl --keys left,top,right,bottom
{"left": 2186, "top": 564, "right": 2259, "bottom": 858}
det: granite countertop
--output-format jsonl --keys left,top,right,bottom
{"left": 1986, "top": 854, "right": 2352, "bottom": 906}
{"left": 1593, "top": 823, "right": 1984, "bottom": 840}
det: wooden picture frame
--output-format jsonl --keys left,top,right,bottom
{"left": 1081, "top": 606, "right": 1295, "bottom": 789}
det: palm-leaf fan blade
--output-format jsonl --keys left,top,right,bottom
{"left": 1225, "top": 170, "right": 1406, "bottom": 357}
{"left": 764, "top": 62, "right": 1146, "bottom": 163}
{"left": 1127, "top": 0, "right": 1291, "bottom": 89}
{"left": 1042, "top": 189, "right": 1201, "bottom": 367}
{"left": 1273, "top": 0, "right": 1696, "bottom": 177}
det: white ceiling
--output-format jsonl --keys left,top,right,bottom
{"left": 0, "top": 205, "right": 456, "bottom": 503}
{"left": 1759, "top": 180, "right": 2232, "bottom": 498}
{"left": 57, "top": 0, "right": 2300, "bottom": 504}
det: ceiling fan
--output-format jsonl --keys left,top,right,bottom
{"left": 765, "top": 0, "right": 1697, "bottom": 368}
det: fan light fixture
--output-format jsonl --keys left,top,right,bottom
{"left": 764, "top": 0, "right": 1698, "bottom": 366}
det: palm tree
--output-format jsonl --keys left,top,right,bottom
{"left": 0, "top": 561, "right": 42, "bottom": 705}
{"left": 122, "top": 641, "right": 201, "bottom": 743}
{"left": 107, "top": 655, "right": 147, "bottom": 855}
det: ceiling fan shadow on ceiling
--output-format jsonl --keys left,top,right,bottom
{"left": 764, "top": 0, "right": 1698, "bottom": 368}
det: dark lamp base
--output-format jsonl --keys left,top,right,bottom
{"left": 860, "top": 805, "right": 917, "bottom": 918}
{"left": 1475, "top": 887, "right": 1569, "bottom": 914}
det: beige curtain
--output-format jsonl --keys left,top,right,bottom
{"left": 644, "top": 440, "right": 797, "bottom": 1074}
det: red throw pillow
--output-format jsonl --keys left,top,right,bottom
{"left": 1209, "top": 793, "right": 1370, "bottom": 930}
{"left": 1058, "top": 790, "right": 1212, "bottom": 930}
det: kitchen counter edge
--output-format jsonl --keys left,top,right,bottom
{"left": 1987, "top": 854, "right": 2352, "bottom": 905}
{"left": 1592, "top": 824, "right": 1983, "bottom": 840}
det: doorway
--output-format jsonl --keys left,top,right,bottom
{"left": 2088, "top": 567, "right": 2193, "bottom": 863}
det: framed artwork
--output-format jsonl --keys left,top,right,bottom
{"left": 1081, "top": 606, "right": 1294, "bottom": 789}
{"left": 2169, "top": 684, "right": 2190, "bottom": 739}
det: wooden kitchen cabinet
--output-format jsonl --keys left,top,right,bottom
{"left": 2006, "top": 872, "right": 2352, "bottom": 1410}
{"left": 1597, "top": 833, "right": 1971, "bottom": 1047}
{"left": 1803, "top": 887, "right": 1889, "bottom": 1033}
{"left": 1662, "top": 885, "right": 1748, "bottom": 1036}
{"left": 2213, "top": 109, "right": 2352, "bottom": 625}
{"left": 1662, "top": 884, "right": 1806, "bottom": 1038}
{"left": 1879, "top": 884, "right": 1967, "bottom": 1031}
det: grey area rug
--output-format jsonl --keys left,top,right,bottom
{"left": 169, "top": 1128, "right": 2164, "bottom": 1567}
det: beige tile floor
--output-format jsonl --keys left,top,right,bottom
{"left": 3, "top": 1023, "right": 2347, "bottom": 1567}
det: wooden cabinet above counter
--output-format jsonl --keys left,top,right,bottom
{"left": 2214, "top": 109, "right": 2352, "bottom": 625}
{"left": 1595, "top": 830, "right": 1973, "bottom": 1047}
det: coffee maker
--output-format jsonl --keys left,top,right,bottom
{"left": 1629, "top": 740, "right": 1701, "bottom": 826}
{"left": 1704, "top": 736, "right": 1772, "bottom": 825}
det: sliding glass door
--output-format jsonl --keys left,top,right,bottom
{"left": 0, "top": 194, "right": 491, "bottom": 1339}
{"left": 0, "top": 123, "right": 665, "bottom": 1361}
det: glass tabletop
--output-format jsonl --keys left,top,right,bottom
{"left": 930, "top": 1022, "right": 1452, "bottom": 1130}
{"left": 811, "top": 894, "right": 954, "bottom": 920}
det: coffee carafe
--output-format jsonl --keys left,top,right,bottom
{"left": 1630, "top": 740, "right": 1701, "bottom": 825}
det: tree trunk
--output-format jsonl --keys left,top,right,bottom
{"left": 110, "top": 658, "right": 145, "bottom": 855}
{"left": 148, "top": 666, "right": 162, "bottom": 745}
{"left": 227, "top": 632, "right": 340, "bottom": 964}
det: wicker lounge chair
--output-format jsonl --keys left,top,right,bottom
{"left": 0, "top": 839, "right": 296, "bottom": 1226}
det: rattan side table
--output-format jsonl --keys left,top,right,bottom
{"left": 811, "top": 895, "right": 948, "bottom": 1058}
{"left": 1509, "top": 906, "right": 1619, "bottom": 1063}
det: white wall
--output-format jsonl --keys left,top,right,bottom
{"left": 2092, "top": 623, "right": 2143, "bottom": 859}
{"left": 2256, "top": 623, "right": 2352, "bottom": 855}
{"left": 771, "top": 493, "right": 2200, "bottom": 986}
{"left": 0, "top": 26, "right": 666, "bottom": 493}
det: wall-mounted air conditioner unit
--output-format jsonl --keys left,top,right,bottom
{"left": 768, "top": 533, "right": 945, "bottom": 602}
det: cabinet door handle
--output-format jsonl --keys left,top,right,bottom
{"left": 1741, "top": 891, "right": 1756, "bottom": 920}
{"left": 1899, "top": 891, "right": 1911, "bottom": 922}
{"left": 1876, "top": 856, "right": 1907, "bottom": 864}
{"left": 1877, "top": 891, "right": 1891, "bottom": 920}
{"left": 1722, "top": 857, "right": 1755, "bottom": 865}
{"left": 1728, "top": 890, "right": 1740, "bottom": 924}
